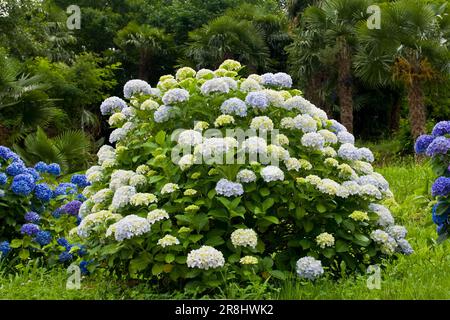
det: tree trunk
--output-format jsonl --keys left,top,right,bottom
{"left": 305, "top": 71, "right": 330, "bottom": 116}
{"left": 139, "top": 50, "right": 150, "bottom": 81}
{"left": 407, "top": 78, "right": 426, "bottom": 139}
{"left": 389, "top": 91, "right": 402, "bottom": 133}
{"left": 337, "top": 39, "right": 353, "bottom": 133}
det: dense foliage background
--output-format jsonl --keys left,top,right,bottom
{"left": 0, "top": 0, "right": 449, "bottom": 174}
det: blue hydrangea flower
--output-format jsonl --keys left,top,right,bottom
{"left": 0, "top": 173, "right": 7, "bottom": 185}
{"left": 62, "top": 200, "right": 82, "bottom": 216}
{"left": 261, "top": 73, "right": 277, "bottom": 86}
{"left": 34, "top": 183, "right": 53, "bottom": 202}
{"left": 245, "top": 92, "right": 269, "bottom": 110}
{"left": 396, "top": 239, "right": 414, "bottom": 255}
{"left": 47, "top": 163, "right": 61, "bottom": 176}
{"left": 425, "top": 137, "right": 450, "bottom": 157}
{"left": 6, "top": 161, "right": 26, "bottom": 176}
{"left": 34, "top": 161, "right": 48, "bottom": 173}
{"left": 414, "top": 135, "right": 434, "bottom": 154}
{"left": 329, "top": 120, "right": 347, "bottom": 133}
{"left": 77, "top": 194, "right": 87, "bottom": 202}
{"left": 53, "top": 183, "right": 78, "bottom": 197}
{"left": 100, "top": 96, "right": 128, "bottom": 115}
{"left": 431, "top": 177, "right": 450, "bottom": 197}
{"left": 58, "top": 251, "right": 74, "bottom": 263}
{"left": 57, "top": 238, "right": 72, "bottom": 251}
{"left": 215, "top": 179, "right": 244, "bottom": 197}
{"left": 432, "top": 121, "right": 450, "bottom": 137}
{"left": 70, "top": 174, "right": 90, "bottom": 188}
{"left": 123, "top": 80, "right": 152, "bottom": 99}
{"left": 220, "top": 98, "right": 247, "bottom": 117}
{"left": 25, "top": 168, "right": 40, "bottom": 182}
{"left": 52, "top": 207, "right": 64, "bottom": 219}
{"left": 162, "top": 88, "right": 190, "bottom": 105}
{"left": 34, "top": 231, "right": 52, "bottom": 246}
{"left": 0, "top": 146, "right": 19, "bottom": 161}
{"left": 0, "top": 241, "right": 10, "bottom": 257}
{"left": 296, "top": 256, "right": 324, "bottom": 280}
{"left": 25, "top": 211, "right": 41, "bottom": 223}
{"left": 154, "top": 105, "right": 173, "bottom": 123}
{"left": 80, "top": 260, "right": 93, "bottom": 275}
{"left": 432, "top": 203, "right": 449, "bottom": 225}
{"left": 11, "top": 174, "right": 35, "bottom": 196}
{"left": 21, "top": 223, "right": 40, "bottom": 236}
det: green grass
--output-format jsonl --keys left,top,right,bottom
{"left": 1, "top": 161, "right": 449, "bottom": 300}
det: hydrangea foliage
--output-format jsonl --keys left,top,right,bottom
{"left": 76, "top": 60, "right": 411, "bottom": 289}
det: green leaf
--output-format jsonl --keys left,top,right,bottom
{"left": 336, "top": 240, "right": 349, "bottom": 253}
{"left": 295, "top": 207, "right": 305, "bottom": 219}
{"left": 353, "top": 234, "right": 371, "bottom": 246}
{"left": 165, "top": 253, "right": 175, "bottom": 264}
{"left": 299, "top": 239, "right": 311, "bottom": 249}
{"left": 155, "top": 131, "right": 166, "bottom": 146}
{"left": 263, "top": 216, "right": 280, "bottom": 225}
{"left": 19, "top": 249, "right": 29, "bottom": 260}
{"left": 208, "top": 189, "right": 216, "bottom": 199}
{"left": 316, "top": 203, "right": 327, "bottom": 213}
{"left": 188, "top": 234, "right": 204, "bottom": 243}
{"left": 323, "top": 248, "right": 336, "bottom": 259}
{"left": 303, "top": 220, "right": 314, "bottom": 232}
{"left": 259, "top": 188, "right": 270, "bottom": 197}
{"left": 269, "top": 270, "right": 286, "bottom": 280}
{"left": 130, "top": 255, "right": 151, "bottom": 273}
{"left": 10, "top": 239, "right": 22, "bottom": 248}
{"left": 262, "top": 198, "right": 275, "bottom": 211}
{"left": 205, "top": 236, "right": 225, "bottom": 247}
{"left": 151, "top": 263, "right": 165, "bottom": 275}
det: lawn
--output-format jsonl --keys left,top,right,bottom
{"left": 2, "top": 159, "right": 449, "bottom": 300}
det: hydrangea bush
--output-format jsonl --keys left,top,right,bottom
{"left": 0, "top": 146, "right": 85, "bottom": 266}
{"left": 75, "top": 60, "right": 411, "bottom": 289}
{"left": 415, "top": 121, "right": 450, "bottom": 241}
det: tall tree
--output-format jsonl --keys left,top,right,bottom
{"left": 297, "top": 0, "right": 372, "bottom": 133}
{"left": 355, "top": 0, "right": 450, "bottom": 139}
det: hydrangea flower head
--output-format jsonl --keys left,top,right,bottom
{"left": 426, "top": 136, "right": 450, "bottom": 157}
{"left": 100, "top": 96, "right": 127, "bottom": 115}
{"left": 34, "top": 183, "right": 53, "bottom": 202}
{"left": 432, "top": 121, "right": 450, "bottom": 137}
{"left": 123, "top": 80, "right": 152, "bottom": 98}
{"left": 215, "top": 179, "right": 244, "bottom": 197}
{"left": 414, "top": 135, "right": 434, "bottom": 154}
{"left": 187, "top": 246, "right": 225, "bottom": 270}
{"left": 231, "top": 229, "right": 258, "bottom": 248}
{"left": 296, "top": 256, "right": 324, "bottom": 280}
{"left": 21, "top": 223, "right": 40, "bottom": 236}
{"left": 245, "top": 92, "right": 269, "bottom": 110}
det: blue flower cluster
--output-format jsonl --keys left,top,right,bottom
{"left": 57, "top": 238, "right": 87, "bottom": 263}
{"left": 431, "top": 177, "right": 450, "bottom": 197}
{"left": 0, "top": 241, "right": 10, "bottom": 257}
{"left": 432, "top": 203, "right": 449, "bottom": 235}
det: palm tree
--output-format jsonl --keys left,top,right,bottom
{"left": 355, "top": 0, "right": 450, "bottom": 139}
{"left": 295, "top": 0, "right": 373, "bottom": 133}
{"left": 115, "top": 23, "right": 173, "bottom": 81}
{"left": 183, "top": 15, "right": 270, "bottom": 71}
{"left": 14, "top": 127, "right": 94, "bottom": 173}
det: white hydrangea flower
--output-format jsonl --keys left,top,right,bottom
{"left": 140, "top": 99, "right": 159, "bottom": 111}
{"left": 284, "top": 158, "right": 312, "bottom": 171}
{"left": 241, "top": 136, "right": 267, "bottom": 154}
{"left": 215, "top": 179, "right": 244, "bottom": 197}
{"left": 106, "top": 215, "right": 151, "bottom": 241}
{"left": 316, "top": 178, "right": 341, "bottom": 196}
{"left": 247, "top": 74, "right": 262, "bottom": 83}
{"left": 220, "top": 98, "right": 247, "bottom": 117}
{"left": 178, "top": 130, "right": 203, "bottom": 147}
{"left": 360, "top": 184, "right": 383, "bottom": 199}
{"left": 386, "top": 225, "right": 407, "bottom": 240}
{"left": 294, "top": 114, "right": 317, "bottom": 133}
{"left": 316, "top": 232, "right": 335, "bottom": 248}
{"left": 162, "top": 88, "right": 190, "bottom": 105}
{"left": 193, "top": 121, "right": 209, "bottom": 131}
{"left": 280, "top": 117, "right": 296, "bottom": 129}
{"left": 124, "top": 79, "right": 152, "bottom": 98}
{"left": 219, "top": 59, "right": 241, "bottom": 71}
{"left": 77, "top": 210, "right": 122, "bottom": 238}
{"left": 109, "top": 170, "right": 135, "bottom": 191}
{"left": 274, "top": 134, "right": 289, "bottom": 146}
{"left": 337, "top": 131, "right": 355, "bottom": 145}
{"left": 340, "top": 181, "right": 362, "bottom": 197}
{"left": 178, "top": 154, "right": 195, "bottom": 171}
{"left": 283, "top": 96, "right": 313, "bottom": 113}
{"left": 240, "top": 256, "right": 259, "bottom": 265}
{"left": 369, "top": 203, "right": 395, "bottom": 227}
{"left": 147, "top": 209, "right": 170, "bottom": 224}
{"left": 91, "top": 188, "right": 113, "bottom": 204}
{"left": 196, "top": 69, "right": 215, "bottom": 80}
{"left": 86, "top": 166, "right": 104, "bottom": 183}
{"left": 318, "top": 129, "right": 338, "bottom": 144}
{"left": 219, "top": 77, "right": 238, "bottom": 90}
{"left": 231, "top": 229, "right": 258, "bottom": 248}
{"left": 97, "top": 145, "right": 116, "bottom": 165}
{"left": 240, "top": 78, "right": 262, "bottom": 92}
{"left": 78, "top": 201, "right": 93, "bottom": 218}
{"left": 194, "top": 137, "right": 238, "bottom": 159}
{"left": 108, "top": 113, "right": 126, "bottom": 126}
{"left": 250, "top": 116, "right": 274, "bottom": 131}
{"left": 200, "top": 78, "right": 230, "bottom": 95}
{"left": 262, "top": 89, "right": 285, "bottom": 108}
{"left": 158, "top": 235, "right": 180, "bottom": 248}
{"left": 321, "top": 147, "right": 337, "bottom": 158}
{"left": 130, "top": 193, "right": 158, "bottom": 206}
{"left": 130, "top": 174, "right": 147, "bottom": 187}
{"left": 267, "top": 144, "right": 290, "bottom": 161}
{"left": 237, "top": 169, "right": 257, "bottom": 183}
{"left": 187, "top": 246, "right": 225, "bottom": 270}
{"left": 296, "top": 256, "right": 324, "bottom": 280}
{"left": 214, "top": 114, "right": 235, "bottom": 127}
{"left": 111, "top": 186, "right": 136, "bottom": 210}
{"left": 338, "top": 143, "right": 360, "bottom": 161}
{"left": 358, "top": 147, "right": 375, "bottom": 163}
{"left": 161, "top": 183, "right": 179, "bottom": 194}
{"left": 301, "top": 132, "right": 325, "bottom": 149}
{"left": 261, "top": 166, "right": 284, "bottom": 182}
{"left": 136, "top": 165, "right": 150, "bottom": 175}
{"left": 175, "top": 67, "right": 196, "bottom": 80}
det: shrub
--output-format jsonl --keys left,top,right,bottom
{"left": 74, "top": 60, "right": 411, "bottom": 290}
{"left": 415, "top": 121, "right": 450, "bottom": 241}
{"left": 0, "top": 146, "right": 86, "bottom": 267}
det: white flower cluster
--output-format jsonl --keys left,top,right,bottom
{"left": 161, "top": 183, "right": 179, "bottom": 195}
{"left": 130, "top": 193, "right": 158, "bottom": 206}
{"left": 77, "top": 210, "right": 122, "bottom": 238}
{"left": 261, "top": 166, "right": 284, "bottom": 182}
{"left": 187, "top": 246, "right": 225, "bottom": 270}
{"left": 162, "top": 88, "right": 190, "bottom": 105}
{"left": 106, "top": 215, "right": 151, "bottom": 241}
{"left": 215, "top": 179, "right": 244, "bottom": 197}
{"left": 231, "top": 229, "right": 258, "bottom": 248}
{"left": 158, "top": 235, "right": 180, "bottom": 248}
{"left": 296, "top": 256, "right": 324, "bottom": 280}
{"left": 237, "top": 169, "right": 257, "bottom": 183}
{"left": 124, "top": 80, "right": 152, "bottom": 99}
{"left": 147, "top": 209, "right": 170, "bottom": 224}
{"left": 111, "top": 186, "right": 136, "bottom": 210}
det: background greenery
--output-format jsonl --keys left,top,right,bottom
{"left": 1, "top": 0, "right": 449, "bottom": 174}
